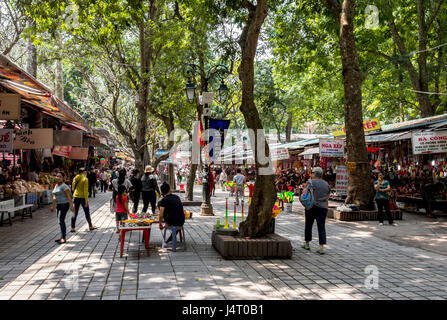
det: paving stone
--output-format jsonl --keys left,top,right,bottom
{"left": 1, "top": 189, "right": 447, "bottom": 300}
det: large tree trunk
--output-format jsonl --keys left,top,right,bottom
{"left": 325, "top": 0, "right": 372, "bottom": 209}
{"left": 26, "top": 32, "right": 37, "bottom": 77}
{"left": 185, "top": 163, "right": 198, "bottom": 201}
{"left": 185, "top": 51, "right": 205, "bottom": 201}
{"left": 237, "top": 0, "right": 276, "bottom": 238}
{"left": 134, "top": 2, "right": 157, "bottom": 172}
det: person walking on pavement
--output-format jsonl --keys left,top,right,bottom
{"left": 71, "top": 168, "right": 98, "bottom": 232}
{"left": 374, "top": 172, "right": 397, "bottom": 226}
{"left": 233, "top": 169, "right": 246, "bottom": 205}
{"left": 111, "top": 169, "right": 118, "bottom": 181}
{"left": 51, "top": 172, "right": 75, "bottom": 244}
{"left": 129, "top": 169, "right": 142, "bottom": 214}
{"left": 87, "top": 167, "right": 97, "bottom": 198}
{"left": 219, "top": 170, "right": 227, "bottom": 191}
{"left": 100, "top": 169, "right": 109, "bottom": 192}
{"left": 302, "top": 167, "right": 331, "bottom": 255}
{"left": 141, "top": 165, "right": 160, "bottom": 214}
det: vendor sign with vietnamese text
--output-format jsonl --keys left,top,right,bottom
{"left": 0, "top": 129, "right": 13, "bottom": 153}
{"left": 13, "top": 128, "right": 53, "bottom": 149}
{"left": 412, "top": 130, "right": 447, "bottom": 155}
{"left": 319, "top": 139, "right": 345, "bottom": 158}
{"left": 332, "top": 118, "right": 381, "bottom": 137}
{"left": 0, "top": 93, "right": 21, "bottom": 120}
{"left": 336, "top": 165, "right": 348, "bottom": 196}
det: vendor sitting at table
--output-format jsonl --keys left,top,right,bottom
{"left": 158, "top": 182, "right": 185, "bottom": 241}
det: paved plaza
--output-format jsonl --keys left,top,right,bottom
{"left": 0, "top": 188, "right": 447, "bottom": 300}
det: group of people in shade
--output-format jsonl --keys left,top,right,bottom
{"left": 51, "top": 165, "right": 185, "bottom": 244}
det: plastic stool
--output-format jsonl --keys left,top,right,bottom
{"left": 162, "top": 226, "right": 186, "bottom": 251}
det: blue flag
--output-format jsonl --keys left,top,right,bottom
{"left": 207, "top": 118, "right": 230, "bottom": 162}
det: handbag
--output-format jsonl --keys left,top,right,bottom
{"left": 299, "top": 181, "right": 315, "bottom": 210}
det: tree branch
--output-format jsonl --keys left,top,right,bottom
{"left": 426, "top": 0, "right": 444, "bottom": 31}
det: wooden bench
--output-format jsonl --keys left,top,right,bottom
{"left": 0, "top": 199, "right": 34, "bottom": 226}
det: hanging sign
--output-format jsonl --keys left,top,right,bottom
{"left": 332, "top": 118, "right": 381, "bottom": 137}
{"left": 0, "top": 94, "right": 21, "bottom": 120}
{"left": 69, "top": 147, "right": 88, "bottom": 160}
{"left": 0, "top": 129, "right": 13, "bottom": 153}
{"left": 271, "top": 147, "right": 290, "bottom": 161}
{"left": 52, "top": 146, "right": 72, "bottom": 158}
{"left": 53, "top": 130, "right": 83, "bottom": 146}
{"left": 319, "top": 139, "right": 345, "bottom": 157}
{"left": 335, "top": 165, "right": 348, "bottom": 196}
{"left": 13, "top": 129, "right": 53, "bottom": 149}
{"left": 412, "top": 130, "right": 447, "bottom": 155}
{"left": 201, "top": 92, "right": 214, "bottom": 105}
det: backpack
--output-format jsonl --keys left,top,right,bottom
{"left": 141, "top": 174, "right": 156, "bottom": 191}
{"left": 299, "top": 181, "right": 315, "bottom": 210}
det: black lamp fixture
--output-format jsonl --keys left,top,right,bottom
{"left": 217, "top": 80, "right": 228, "bottom": 104}
{"left": 185, "top": 78, "right": 197, "bottom": 104}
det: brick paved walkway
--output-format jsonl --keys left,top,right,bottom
{"left": 0, "top": 188, "right": 446, "bottom": 300}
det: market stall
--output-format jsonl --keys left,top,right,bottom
{"left": 364, "top": 115, "right": 447, "bottom": 215}
{"left": 0, "top": 53, "right": 93, "bottom": 223}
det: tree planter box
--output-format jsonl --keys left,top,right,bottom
{"left": 212, "top": 231, "right": 292, "bottom": 260}
{"left": 327, "top": 208, "right": 402, "bottom": 221}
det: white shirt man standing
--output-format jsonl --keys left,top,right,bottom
{"left": 233, "top": 169, "right": 246, "bottom": 205}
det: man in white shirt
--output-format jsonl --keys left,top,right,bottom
{"left": 219, "top": 170, "right": 227, "bottom": 191}
{"left": 233, "top": 169, "right": 246, "bottom": 205}
{"left": 99, "top": 169, "right": 109, "bottom": 193}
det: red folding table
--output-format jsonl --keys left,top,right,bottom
{"left": 119, "top": 225, "right": 152, "bottom": 258}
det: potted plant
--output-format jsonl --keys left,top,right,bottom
{"left": 279, "top": 187, "right": 295, "bottom": 213}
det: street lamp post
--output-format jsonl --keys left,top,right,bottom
{"left": 183, "top": 63, "right": 229, "bottom": 216}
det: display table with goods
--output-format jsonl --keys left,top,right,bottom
{"left": 0, "top": 180, "right": 48, "bottom": 225}
{"left": 369, "top": 152, "right": 447, "bottom": 214}
{"left": 395, "top": 179, "right": 447, "bottom": 215}
{"left": 118, "top": 215, "right": 159, "bottom": 258}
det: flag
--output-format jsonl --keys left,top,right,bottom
{"left": 208, "top": 118, "right": 231, "bottom": 162}
{"left": 198, "top": 119, "right": 206, "bottom": 147}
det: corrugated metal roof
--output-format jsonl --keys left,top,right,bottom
{"left": 283, "top": 135, "right": 333, "bottom": 149}
{"left": 378, "top": 114, "right": 447, "bottom": 133}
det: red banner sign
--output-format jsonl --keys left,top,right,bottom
{"left": 52, "top": 146, "right": 72, "bottom": 158}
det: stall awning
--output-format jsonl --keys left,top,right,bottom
{"left": 283, "top": 135, "right": 333, "bottom": 150}
{"left": 376, "top": 114, "right": 447, "bottom": 134}
{"left": 365, "top": 131, "right": 411, "bottom": 143}
{"left": 0, "top": 54, "right": 90, "bottom": 130}
{"left": 299, "top": 147, "right": 320, "bottom": 156}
